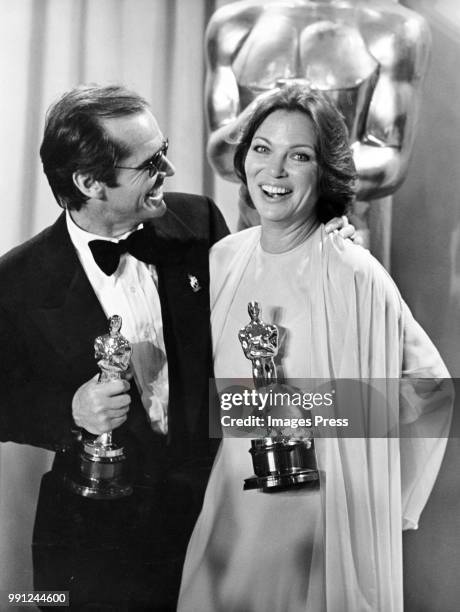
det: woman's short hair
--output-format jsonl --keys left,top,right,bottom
{"left": 234, "top": 85, "right": 357, "bottom": 222}
{"left": 40, "top": 84, "right": 149, "bottom": 210}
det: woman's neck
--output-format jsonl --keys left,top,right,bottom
{"left": 260, "top": 217, "right": 319, "bottom": 253}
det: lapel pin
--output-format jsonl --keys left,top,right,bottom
{"left": 187, "top": 274, "right": 201, "bottom": 293}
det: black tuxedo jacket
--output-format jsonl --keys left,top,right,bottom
{"left": 0, "top": 192, "right": 228, "bottom": 468}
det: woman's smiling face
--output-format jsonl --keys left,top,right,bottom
{"left": 244, "top": 109, "right": 319, "bottom": 228}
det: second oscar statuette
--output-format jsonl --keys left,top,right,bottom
{"left": 238, "top": 301, "right": 319, "bottom": 492}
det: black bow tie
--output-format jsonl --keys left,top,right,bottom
{"left": 88, "top": 229, "right": 157, "bottom": 276}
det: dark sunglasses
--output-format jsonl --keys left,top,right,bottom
{"left": 115, "top": 138, "right": 169, "bottom": 177}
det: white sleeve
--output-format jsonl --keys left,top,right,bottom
{"left": 399, "top": 301, "right": 453, "bottom": 530}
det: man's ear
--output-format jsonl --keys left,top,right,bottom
{"left": 72, "top": 171, "right": 106, "bottom": 200}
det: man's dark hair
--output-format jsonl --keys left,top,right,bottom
{"left": 234, "top": 85, "right": 357, "bottom": 222}
{"left": 40, "top": 84, "right": 150, "bottom": 210}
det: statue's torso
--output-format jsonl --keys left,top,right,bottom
{"left": 214, "top": 2, "right": 422, "bottom": 143}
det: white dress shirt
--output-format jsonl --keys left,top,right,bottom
{"left": 66, "top": 211, "right": 169, "bottom": 434}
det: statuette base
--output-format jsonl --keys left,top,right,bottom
{"left": 244, "top": 469, "right": 319, "bottom": 492}
{"left": 244, "top": 437, "right": 319, "bottom": 493}
{"left": 64, "top": 445, "right": 133, "bottom": 499}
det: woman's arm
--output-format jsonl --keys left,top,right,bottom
{"left": 399, "top": 303, "right": 453, "bottom": 529}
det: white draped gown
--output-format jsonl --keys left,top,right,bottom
{"left": 178, "top": 226, "right": 452, "bottom": 612}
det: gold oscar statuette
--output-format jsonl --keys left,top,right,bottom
{"left": 238, "top": 302, "right": 319, "bottom": 492}
{"left": 64, "top": 315, "right": 133, "bottom": 499}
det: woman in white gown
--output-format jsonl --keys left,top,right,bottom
{"left": 178, "top": 86, "right": 452, "bottom": 612}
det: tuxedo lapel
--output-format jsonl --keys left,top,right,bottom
{"left": 158, "top": 252, "right": 211, "bottom": 449}
{"left": 27, "top": 214, "right": 108, "bottom": 377}
{"left": 146, "top": 209, "right": 212, "bottom": 445}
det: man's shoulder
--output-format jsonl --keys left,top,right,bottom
{"left": 0, "top": 220, "right": 56, "bottom": 270}
{"left": 0, "top": 214, "right": 66, "bottom": 292}
{"left": 163, "top": 191, "right": 213, "bottom": 222}
{"left": 163, "top": 191, "right": 210, "bottom": 207}
{"left": 155, "top": 191, "right": 228, "bottom": 243}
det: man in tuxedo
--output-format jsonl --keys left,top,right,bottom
{"left": 0, "top": 84, "right": 229, "bottom": 610}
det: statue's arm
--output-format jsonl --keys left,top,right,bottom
{"left": 355, "top": 8, "right": 431, "bottom": 199}
{"left": 268, "top": 326, "right": 279, "bottom": 350}
{"left": 206, "top": 2, "right": 262, "bottom": 180}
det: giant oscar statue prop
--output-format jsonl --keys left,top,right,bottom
{"left": 65, "top": 315, "right": 133, "bottom": 499}
{"left": 205, "top": 0, "right": 431, "bottom": 267}
{"left": 239, "top": 301, "right": 318, "bottom": 492}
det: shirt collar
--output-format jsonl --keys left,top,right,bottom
{"left": 66, "top": 210, "right": 143, "bottom": 252}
